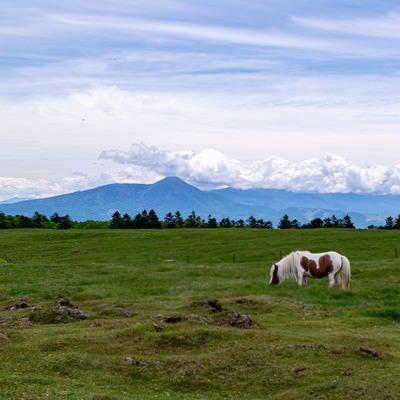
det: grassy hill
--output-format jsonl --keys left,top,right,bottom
{"left": 0, "top": 228, "right": 399, "bottom": 399}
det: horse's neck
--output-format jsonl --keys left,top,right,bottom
{"left": 281, "top": 252, "right": 297, "bottom": 274}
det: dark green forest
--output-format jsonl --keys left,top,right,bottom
{"left": 1, "top": 208, "right": 399, "bottom": 229}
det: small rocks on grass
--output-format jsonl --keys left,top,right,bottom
{"left": 359, "top": 346, "right": 382, "bottom": 358}
{"left": 7, "top": 302, "right": 29, "bottom": 311}
{"left": 153, "top": 323, "right": 163, "bottom": 332}
{"left": 58, "top": 298, "right": 76, "bottom": 308}
{"left": 68, "top": 308, "right": 89, "bottom": 320}
{"left": 293, "top": 366, "right": 307, "bottom": 375}
{"left": 30, "top": 297, "right": 89, "bottom": 323}
{"left": 222, "top": 312, "right": 255, "bottom": 328}
{"left": 116, "top": 306, "right": 133, "bottom": 318}
{"left": 125, "top": 357, "right": 149, "bottom": 367}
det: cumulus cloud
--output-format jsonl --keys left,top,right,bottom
{"left": 0, "top": 172, "right": 111, "bottom": 202}
{"left": 99, "top": 143, "right": 400, "bottom": 194}
{"left": 2, "top": 143, "right": 400, "bottom": 201}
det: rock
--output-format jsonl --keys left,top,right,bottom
{"left": 207, "top": 300, "right": 222, "bottom": 312}
{"left": 359, "top": 346, "right": 382, "bottom": 358}
{"left": 293, "top": 366, "right": 307, "bottom": 375}
{"left": 125, "top": 357, "right": 149, "bottom": 367}
{"left": 68, "top": 308, "right": 89, "bottom": 320}
{"left": 58, "top": 298, "right": 76, "bottom": 308}
{"left": 165, "top": 316, "right": 184, "bottom": 323}
{"left": 151, "top": 314, "right": 164, "bottom": 321}
{"left": 8, "top": 302, "right": 29, "bottom": 311}
{"left": 225, "top": 312, "right": 255, "bottom": 328}
{"left": 153, "top": 323, "right": 163, "bottom": 332}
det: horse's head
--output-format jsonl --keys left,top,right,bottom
{"left": 269, "top": 263, "right": 280, "bottom": 285}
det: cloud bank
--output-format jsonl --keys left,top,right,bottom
{"left": 99, "top": 143, "right": 400, "bottom": 194}
{"left": 1, "top": 142, "right": 400, "bottom": 202}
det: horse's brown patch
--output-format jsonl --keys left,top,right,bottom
{"left": 300, "top": 254, "right": 333, "bottom": 278}
{"left": 271, "top": 264, "right": 280, "bottom": 284}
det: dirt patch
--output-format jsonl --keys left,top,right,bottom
{"left": 6, "top": 302, "right": 29, "bottom": 311}
{"left": 125, "top": 357, "right": 149, "bottom": 367}
{"left": 292, "top": 366, "right": 307, "bottom": 375}
{"left": 218, "top": 312, "right": 256, "bottom": 329}
{"left": 190, "top": 299, "right": 223, "bottom": 313}
{"left": 234, "top": 298, "right": 255, "bottom": 304}
{"left": 359, "top": 346, "right": 383, "bottom": 358}
{"left": 152, "top": 314, "right": 211, "bottom": 325}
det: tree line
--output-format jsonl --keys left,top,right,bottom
{"left": 1, "top": 208, "right": 399, "bottom": 230}
{"left": 0, "top": 208, "right": 375, "bottom": 230}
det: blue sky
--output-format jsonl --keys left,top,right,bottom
{"left": 2, "top": 0, "right": 400, "bottom": 199}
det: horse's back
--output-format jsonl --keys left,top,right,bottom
{"left": 297, "top": 250, "right": 341, "bottom": 258}
{"left": 297, "top": 250, "right": 344, "bottom": 266}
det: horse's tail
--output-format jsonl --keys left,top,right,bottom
{"left": 340, "top": 256, "right": 351, "bottom": 289}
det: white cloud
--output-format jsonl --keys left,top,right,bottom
{"left": 4, "top": 142, "right": 400, "bottom": 201}
{"left": 0, "top": 173, "right": 94, "bottom": 201}
{"left": 2, "top": 83, "right": 400, "bottom": 187}
{"left": 99, "top": 143, "right": 400, "bottom": 194}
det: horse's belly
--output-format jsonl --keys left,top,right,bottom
{"left": 304, "top": 269, "right": 329, "bottom": 279}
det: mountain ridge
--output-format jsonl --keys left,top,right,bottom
{"left": 0, "top": 176, "right": 397, "bottom": 227}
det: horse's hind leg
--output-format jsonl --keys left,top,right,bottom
{"left": 328, "top": 274, "right": 336, "bottom": 288}
{"left": 335, "top": 271, "right": 342, "bottom": 288}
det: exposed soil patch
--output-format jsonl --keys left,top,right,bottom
{"left": 125, "top": 357, "right": 149, "bottom": 367}
{"left": 218, "top": 312, "right": 256, "bottom": 329}
{"left": 6, "top": 302, "right": 29, "bottom": 311}
{"left": 152, "top": 314, "right": 211, "bottom": 325}
{"left": 292, "top": 366, "right": 307, "bottom": 375}
{"left": 359, "top": 346, "right": 383, "bottom": 358}
{"left": 234, "top": 298, "right": 255, "bottom": 305}
{"left": 191, "top": 299, "right": 223, "bottom": 313}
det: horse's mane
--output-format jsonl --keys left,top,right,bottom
{"left": 277, "top": 251, "right": 298, "bottom": 282}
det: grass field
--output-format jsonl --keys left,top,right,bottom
{"left": 0, "top": 228, "right": 400, "bottom": 399}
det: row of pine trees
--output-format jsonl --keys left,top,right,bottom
{"left": 1, "top": 208, "right": 400, "bottom": 230}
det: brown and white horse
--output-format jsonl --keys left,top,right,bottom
{"left": 269, "top": 250, "right": 351, "bottom": 289}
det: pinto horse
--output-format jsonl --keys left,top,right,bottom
{"left": 269, "top": 250, "right": 351, "bottom": 289}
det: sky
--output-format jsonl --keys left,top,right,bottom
{"left": 2, "top": 0, "right": 400, "bottom": 200}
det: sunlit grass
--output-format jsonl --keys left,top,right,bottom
{"left": 0, "top": 229, "right": 399, "bottom": 398}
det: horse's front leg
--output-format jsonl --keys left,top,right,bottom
{"left": 297, "top": 270, "right": 305, "bottom": 287}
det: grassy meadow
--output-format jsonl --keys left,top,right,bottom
{"left": 0, "top": 228, "right": 400, "bottom": 399}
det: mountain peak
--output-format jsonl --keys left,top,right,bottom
{"left": 153, "top": 176, "right": 188, "bottom": 185}
{"left": 152, "top": 176, "right": 198, "bottom": 191}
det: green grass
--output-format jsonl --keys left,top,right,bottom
{"left": 0, "top": 228, "right": 399, "bottom": 398}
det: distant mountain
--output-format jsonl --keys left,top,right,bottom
{"left": 0, "top": 177, "right": 240, "bottom": 222}
{"left": 0, "top": 176, "right": 398, "bottom": 227}
{"left": 0, "top": 197, "right": 32, "bottom": 204}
